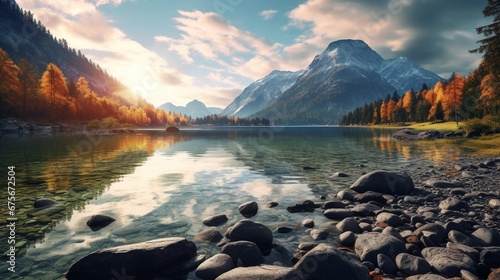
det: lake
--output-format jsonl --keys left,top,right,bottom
{"left": 0, "top": 126, "right": 467, "bottom": 279}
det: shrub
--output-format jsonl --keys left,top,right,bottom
{"left": 462, "top": 117, "right": 494, "bottom": 135}
{"left": 101, "top": 117, "right": 120, "bottom": 129}
{"left": 87, "top": 119, "right": 101, "bottom": 130}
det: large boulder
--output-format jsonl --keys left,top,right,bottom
{"left": 350, "top": 171, "right": 414, "bottom": 195}
{"left": 216, "top": 265, "right": 297, "bottom": 280}
{"left": 220, "top": 241, "right": 264, "bottom": 267}
{"left": 354, "top": 232, "right": 407, "bottom": 264}
{"left": 294, "top": 243, "right": 371, "bottom": 280}
{"left": 66, "top": 237, "right": 200, "bottom": 280}
{"left": 195, "top": 254, "right": 234, "bottom": 280}
{"left": 421, "top": 247, "right": 477, "bottom": 278}
{"left": 226, "top": 220, "right": 273, "bottom": 246}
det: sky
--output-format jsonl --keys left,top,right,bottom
{"left": 16, "top": 0, "right": 490, "bottom": 109}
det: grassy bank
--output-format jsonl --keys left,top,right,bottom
{"left": 371, "top": 121, "right": 463, "bottom": 132}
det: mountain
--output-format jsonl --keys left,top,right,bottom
{"left": 221, "top": 70, "right": 304, "bottom": 117}
{"left": 252, "top": 40, "right": 442, "bottom": 124}
{"left": 158, "top": 99, "right": 222, "bottom": 118}
{"left": 207, "top": 107, "right": 223, "bottom": 115}
{"left": 0, "top": 0, "right": 125, "bottom": 100}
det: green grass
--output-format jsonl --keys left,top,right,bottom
{"left": 460, "top": 134, "right": 500, "bottom": 156}
{"left": 372, "top": 121, "right": 463, "bottom": 132}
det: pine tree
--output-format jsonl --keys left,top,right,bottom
{"left": 18, "top": 59, "right": 39, "bottom": 119}
{"left": 470, "top": 0, "right": 500, "bottom": 73}
{"left": 0, "top": 49, "right": 20, "bottom": 116}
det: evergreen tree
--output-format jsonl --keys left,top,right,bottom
{"left": 470, "top": 0, "right": 500, "bottom": 73}
{"left": 434, "top": 101, "right": 445, "bottom": 121}
{"left": 17, "top": 59, "right": 39, "bottom": 119}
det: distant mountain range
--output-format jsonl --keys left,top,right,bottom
{"left": 158, "top": 99, "right": 223, "bottom": 118}
{"left": 223, "top": 39, "right": 442, "bottom": 124}
{"left": 221, "top": 70, "right": 304, "bottom": 117}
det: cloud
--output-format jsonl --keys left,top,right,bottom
{"left": 260, "top": 10, "right": 278, "bottom": 20}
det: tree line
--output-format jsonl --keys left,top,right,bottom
{"left": 342, "top": 0, "right": 500, "bottom": 127}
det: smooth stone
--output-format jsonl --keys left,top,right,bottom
{"left": 276, "top": 226, "right": 294, "bottom": 234}
{"left": 450, "top": 188, "right": 468, "bottom": 196}
{"left": 202, "top": 214, "right": 228, "bottom": 227}
{"left": 406, "top": 274, "right": 447, "bottom": 280}
{"left": 353, "top": 192, "right": 387, "bottom": 204}
{"left": 448, "top": 230, "right": 477, "bottom": 247}
{"left": 421, "top": 247, "right": 477, "bottom": 277}
{"left": 336, "top": 218, "right": 361, "bottom": 233}
{"left": 195, "top": 254, "right": 233, "bottom": 280}
{"left": 287, "top": 200, "right": 317, "bottom": 213}
{"left": 297, "top": 242, "right": 319, "bottom": 251}
{"left": 238, "top": 201, "right": 258, "bottom": 218}
{"left": 86, "top": 214, "right": 115, "bottom": 231}
{"left": 66, "top": 237, "right": 199, "bottom": 280}
{"left": 382, "top": 227, "right": 404, "bottom": 241}
{"left": 377, "top": 253, "right": 398, "bottom": 275}
{"left": 446, "top": 242, "right": 480, "bottom": 260}
{"left": 395, "top": 253, "right": 431, "bottom": 275}
{"left": 294, "top": 243, "right": 371, "bottom": 280}
{"left": 337, "top": 190, "right": 354, "bottom": 201}
{"left": 424, "top": 179, "right": 457, "bottom": 188}
{"left": 220, "top": 241, "right": 264, "bottom": 267}
{"left": 480, "top": 247, "right": 500, "bottom": 268}
{"left": 33, "top": 198, "right": 58, "bottom": 209}
{"left": 414, "top": 223, "right": 447, "bottom": 243}
{"left": 310, "top": 229, "right": 329, "bottom": 241}
{"left": 489, "top": 199, "right": 500, "bottom": 208}
{"left": 266, "top": 202, "right": 279, "bottom": 208}
{"left": 351, "top": 203, "right": 381, "bottom": 217}
{"left": 354, "top": 232, "right": 406, "bottom": 264}
{"left": 471, "top": 228, "right": 500, "bottom": 246}
{"left": 302, "top": 218, "right": 314, "bottom": 228}
{"left": 323, "top": 200, "right": 348, "bottom": 209}
{"left": 339, "top": 231, "right": 356, "bottom": 246}
{"left": 461, "top": 269, "right": 480, "bottom": 280}
{"left": 350, "top": 171, "right": 415, "bottom": 195}
{"left": 195, "top": 229, "right": 223, "bottom": 243}
{"left": 404, "top": 196, "right": 420, "bottom": 204}
{"left": 28, "top": 205, "right": 65, "bottom": 217}
{"left": 488, "top": 268, "right": 500, "bottom": 280}
{"left": 333, "top": 172, "right": 350, "bottom": 177}
{"left": 376, "top": 212, "right": 404, "bottom": 227}
{"left": 439, "top": 197, "right": 468, "bottom": 211}
{"left": 323, "top": 209, "right": 353, "bottom": 220}
{"left": 226, "top": 220, "right": 272, "bottom": 246}
{"left": 216, "top": 265, "right": 297, "bottom": 280}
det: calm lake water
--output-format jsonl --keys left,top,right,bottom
{"left": 0, "top": 126, "right": 468, "bottom": 279}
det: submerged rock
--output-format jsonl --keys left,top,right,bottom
{"left": 216, "top": 265, "right": 297, "bottom": 280}
{"left": 66, "top": 237, "right": 200, "bottom": 280}
{"left": 86, "top": 214, "right": 115, "bottom": 231}
{"left": 226, "top": 220, "right": 273, "bottom": 246}
{"left": 202, "top": 214, "right": 228, "bottom": 227}
{"left": 287, "top": 200, "right": 317, "bottom": 213}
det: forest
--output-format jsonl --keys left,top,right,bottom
{"left": 341, "top": 1, "right": 500, "bottom": 131}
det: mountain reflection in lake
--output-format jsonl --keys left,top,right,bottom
{"left": 0, "top": 127, "right": 464, "bottom": 279}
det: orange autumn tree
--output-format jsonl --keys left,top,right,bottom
{"left": 380, "top": 101, "right": 387, "bottom": 123}
{"left": 386, "top": 99, "right": 397, "bottom": 122}
{"left": 444, "top": 73, "right": 465, "bottom": 124}
{"left": 480, "top": 73, "right": 500, "bottom": 116}
{"left": 40, "top": 63, "right": 69, "bottom": 119}
{"left": 0, "top": 49, "right": 20, "bottom": 116}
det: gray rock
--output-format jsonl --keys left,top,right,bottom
{"left": 202, "top": 214, "right": 228, "bottom": 227}
{"left": 351, "top": 203, "right": 381, "bottom": 216}
{"left": 480, "top": 247, "right": 500, "bottom": 268}
{"left": 488, "top": 268, "right": 500, "bottom": 280}
{"left": 377, "top": 253, "right": 398, "bottom": 274}
{"left": 339, "top": 231, "right": 356, "bottom": 246}
{"left": 337, "top": 190, "right": 354, "bottom": 201}
{"left": 27, "top": 204, "right": 65, "bottom": 217}
{"left": 439, "top": 197, "right": 468, "bottom": 211}
{"left": 424, "top": 179, "right": 457, "bottom": 188}
{"left": 448, "top": 230, "right": 477, "bottom": 247}
{"left": 294, "top": 243, "right": 371, "bottom": 280}
{"left": 414, "top": 223, "right": 447, "bottom": 243}
{"left": 66, "top": 237, "right": 199, "bottom": 280}
{"left": 86, "top": 214, "right": 115, "bottom": 231}
{"left": 323, "top": 209, "right": 353, "bottom": 220}
{"left": 376, "top": 212, "right": 404, "bottom": 227}
{"left": 354, "top": 232, "right": 407, "bottom": 264}
{"left": 404, "top": 196, "right": 420, "bottom": 204}
{"left": 395, "top": 253, "right": 431, "bottom": 275}
{"left": 238, "top": 201, "right": 258, "bottom": 218}
{"left": 421, "top": 247, "right": 477, "bottom": 277}
{"left": 310, "top": 229, "right": 330, "bottom": 241}
{"left": 220, "top": 241, "right": 264, "bottom": 267}
{"left": 276, "top": 226, "right": 294, "bottom": 234}
{"left": 266, "top": 202, "right": 279, "bottom": 208}
{"left": 302, "top": 218, "right": 314, "bottom": 228}
{"left": 382, "top": 227, "right": 404, "bottom": 241}
{"left": 287, "top": 200, "right": 317, "bottom": 213}
{"left": 195, "top": 229, "right": 223, "bottom": 243}
{"left": 406, "top": 274, "right": 447, "bottom": 280}
{"left": 353, "top": 191, "right": 387, "bottom": 204}
{"left": 336, "top": 218, "right": 361, "bottom": 233}
{"left": 460, "top": 269, "right": 480, "bottom": 280}
{"left": 471, "top": 228, "right": 500, "bottom": 246}
{"left": 195, "top": 254, "right": 234, "bottom": 280}
{"left": 332, "top": 172, "right": 350, "bottom": 177}
{"left": 323, "top": 200, "right": 348, "bottom": 209}
{"left": 350, "top": 171, "right": 415, "bottom": 195}
{"left": 226, "top": 220, "right": 272, "bottom": 246}
{"left": 216, "top": 265, "right": 297, "bottom": 280}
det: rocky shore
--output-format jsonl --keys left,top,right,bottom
{"left": 63, "top": 156, "right": 500, "bottom": 280}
